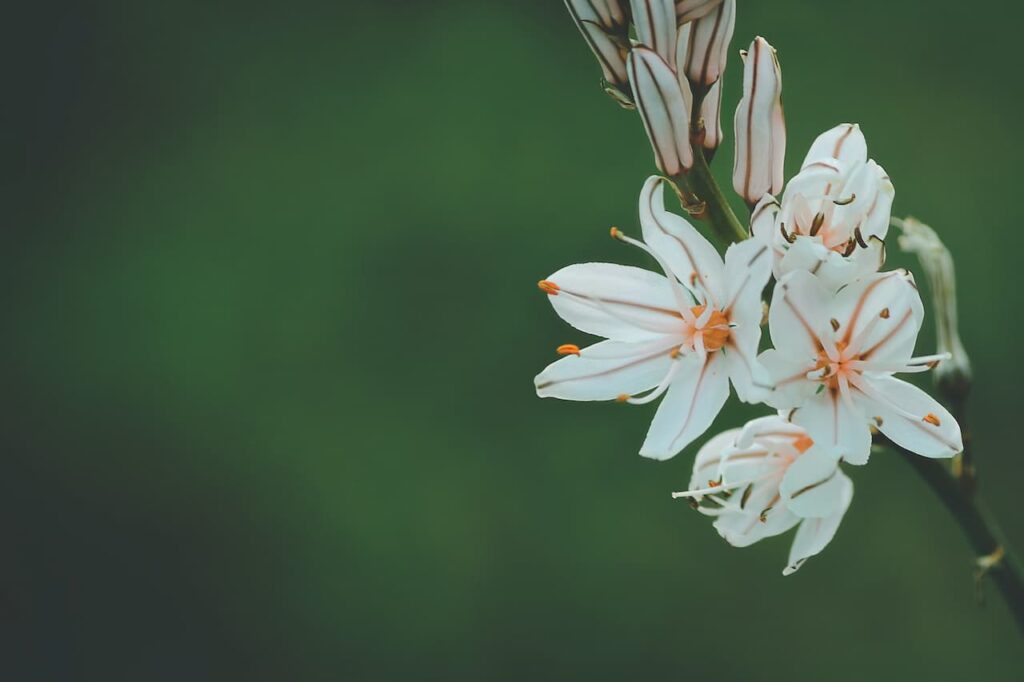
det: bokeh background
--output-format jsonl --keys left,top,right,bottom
{"left": 3, "top": 1, "right": 1022, "bottom": 679}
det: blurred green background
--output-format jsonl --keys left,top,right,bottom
{"left": 2, "top": 1, "right": 1022, "bottom": 679}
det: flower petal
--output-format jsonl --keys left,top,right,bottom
{"left": 690, "top": 427, "right": 742, "bottom": 489}
{"left": 565, "top": 0, "right": 630, "bottom": 86}
{"left": 630, "top": 0, "right": 677, "bottom": 64}
{"left": 713, "top": 489, "right": 799, "bottom": 547}
{"left": 544, "top": 262, "right": 685, "bottom": 341}
{"left": 776, "top": 235, "right": 885, "bottom": 291}
{"left": 759, "top": 348, "right": 816, "bottom": 409}
{"left": 832, "top": 270, "right": 923, "bottom": 365}
{"left": 535, "top": 337, "right": 680, "bottom": 401}
{"left": 639, "top": 175, "right": 726, "bottom": 305}
{"left": 640, "top": 353, "right": 730, "bottom": 460}
{"left": 628, "top": 48, "right": 694, "bottom": 175}
{"left": 783, "top": 471, "right": 853, "bottom": 575}
{"left": 779, "top": 449, "right": 845, "bottom": 518}
{"left": 832, "top": 160, "right": 895, "bottom": 242}
{"left": 675, "top": 0, "right": 724, "bottom": 23}
{"left": 801, "top": 123, "right": 867, "bottom": 171}
{"left": 769, "top": 270, "right": 831, "bottom": 362}
{"left": 676, "top": 0, "right": 734, "bottom": 87}
{"left": 791, "top": 388, "right": 872, "bottom": 463}
{"left": 861, "top": 375, "right": 963, "bottom": 458}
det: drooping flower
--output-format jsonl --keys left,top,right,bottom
{"left": 759, "top": 269, "right": 963, "bottom": 464}
{"left": 674, "top": 415, "right": 854, "bottom": 575}
{"left": 733, "top": 36, "right": 786, "bottom": 206}
{"left": 564, "top": 0, "right": 632, "bottom": 89}
{"left": 751, "top": 124, "right": 895, "bottom": 290}
{"left": 535, "top": 176, "right": 772, "bottom": 460}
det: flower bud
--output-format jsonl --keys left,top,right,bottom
{"left": 627, "top": 47, "right": 693, "bottom": 175}
{"left": 733, "top": 37, "right": 786, "bottom": 206}
{"left": 675, "top": 0, "right": 734, "bottom": 89}
{"left": 895, "top": 217, "right": 972, "bottom": 387}
{"left": 565, "top": 0, "right": 632, "bottom": 88}
{"left": 675, "top": 0, "right": 724, "bottom": 23}
{"left": 630, "top": 0, "right": 677, "bottom": 65}
{"left": 699, "top": 80, "right": 723, "bottom": 152}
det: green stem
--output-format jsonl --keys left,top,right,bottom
{"left": 886, "top": 441, "right": 1024, "bottom": 633}
{"left": 681, "top": 148, "right": 747, "bottom": 245}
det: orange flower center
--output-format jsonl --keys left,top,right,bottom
{"left": 813, "top": 341, "right": 850, "bottom": 390}
{"left": 690, "top": 305, "right": 731, "bottom": 352}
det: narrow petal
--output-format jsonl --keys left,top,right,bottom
{"left": 791, "top": 389, "right": 872, "bottom": 462}
{"left": 723, "top": 236, "right": 771, "bottom": 316}
{"left": 861, "top": 375, "right": 963, "bottom": 458}
{"left": 733, "top": 37, "right": 785, "bottom": 205}
{"left": 779, "top": 449, "right": 845, "bottom": 518}
{"left": 801, "top": 123, "right": 867, "bottom": 171}
{"left": 783, "top": 472, "right": 853, "bottom": 575}
{"left": 758, "top": 348, "right": 817, "bottom": 409}
{"left": 640, "top": 353, "right": 730, "bottom": 459}
{"left": 833, "top": 160, "right": 894, "bottom": 242}
{"left": 768, "top": 270, "right": 831, "bottom": 362}
{"left": 535, "top": 337, "right": 680, "bottom": 401}
{"left": 638, "top": 175, "right": 725, "bottom": 304}
{"left": 544, "top": 263, "right": 685, "bottom": 341}
{"left": 689, "top": 427, "right": 742, "bottom": 488}
{"left": 832, "top": 270, "right": 923, "bottom": 365}
{"left": 749, "top": 193, "right": 781, "bottom": 243}
{"left": 628, "top": 48, "right": 694, "bottom": 175}
{"left": 630, "top": 0, "right": 677, "bottom": 64}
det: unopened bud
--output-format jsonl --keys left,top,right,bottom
{"left": 627, "top": 47, "right": 694, "bottom": 175}
{"left": 565, "top": 0, "right": 632, "bottom": 88}
{"left": 675, "top": 0, "right": 724, "bottom": 23}
{"left": 733, "top": 37, "right": 786, "bottom": 206}
{"left": 630, "top": 0, "right": 677, "bottom": 65}
{"left": 699, "top": 78, "right": 723, "bottom": 153}
{"left": 675, "top": 0, "right": 734, "bottom": 89}
{"left": 895, "top": 216, "right": 972, "bottom": 387}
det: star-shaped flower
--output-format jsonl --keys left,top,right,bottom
{"left": 759, "top": 268, "right": 963, "bottom": 464}
{"left": 535, "top": 176, "right": 771, "bottom": 459}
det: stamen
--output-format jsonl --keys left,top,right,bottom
{"left": 611, "top": 227, "right": 696, "bottom": 317}
{"left": 833, "top": 193, "right": 857, "bottom": 206}
{"left": 854, "top": 227, "right": 869, "bottom": 249}
{"left": 923, "top": 413, "right": 941, "bottom": 426}
{"left": 556, "top": 344, "right": 581, "bottom": 356}
{"left": 780, "top": 223, "right": 796, "bottom": 244}
{"left": 830, "top": 318, "right": 840, "bottom": 332}
{"left": 880, "top": 308, "right": 890, "bottom": 319}
{"left": 624, "top": 359, "right": 683, "bottom": 405}
{"left": 809, "top": 212, "right": 825, "bottom": 237}
{"left": 538, "top": 280, "right": 560, "bottom": 295}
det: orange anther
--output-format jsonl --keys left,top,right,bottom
{"left": 880, "top": 308, "right": 891, "bottom": 319}
{"left": 923, "top": 413, "right": 941, "bottom": 426}
{"left": 538, "top": 280, "right": 560, "bottom": 295}
{"left": 556, "top": 344, "right": 581, "bottom": 356}
{"left": 610, "top": 226, "right": 622, "bottom": 239}
{"left": 616, "top": 394, "right": 630, "bottom": 403}
{"left": 793, "top": 435, "right": 814, "bottom": 454}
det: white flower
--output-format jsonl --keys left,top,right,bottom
{"left": 732, "top": 36, "right": 786, "bottom": 206}
{"left": 759, "top": 269, "right": 963, "bottom": 464}
{"left": 628, "top": 47, "right": 694, "bottom": 175}
{"left": 565, "top": 0, "right": 632, "bottom": 88}
{"left": 535, "top": 176, "right": 772, "bottom": 460}
{"left": 675, "top": 0, "right": 735, "bottom": 89}
{"left": 752, "top": 124, "right": 895, "bottom": 290}
{"left": 674, "top": 415, "right": 854, "bottom": 575}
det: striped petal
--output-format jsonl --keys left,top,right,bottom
{"left": 628, "top": 48, "right": 694, "bottom": 175}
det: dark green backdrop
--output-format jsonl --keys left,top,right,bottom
{"left": 3, "top": 1, "right": 1022, "bottom": 679}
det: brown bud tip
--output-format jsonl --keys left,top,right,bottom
{"left": 556, "top": 344, "right": 581, "bottom": 356}
{"left": 538, "top": 280, "right": 560, "bottom": 295}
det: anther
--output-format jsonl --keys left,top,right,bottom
{"left": 556, "top": 344, "right": 580, "bottom": 356}
{"left": 780, "top": 223, "right": 796, "bottom": 244}
{"left": 854, "top": 227, "right": 869, "bottom": 249}
{"left": 923, "top": 413, "right": 941, "bottom": 426}
{"left": 669, "top": 348, "right": 682, "bottom": 359}
{"left": 809, "top": 212, "right": 825, "bottom": 237}
{"left": 616, "top": 394, "right": 630, "bottom": 403}
{"left": 833, "top": 193, "right": 856, "bottom": 206}
{"left": 830, "top": 318, "right": 840, "bottom": 332}
{"left": 874, "top": 416, "right": 884, "bottom": 427}
{"left": 842, "top": 239, "right": 857, "bottom": 257}
{"left": 538, "top": 280, "right": 560, "bottom": 295}
{"left": 880, "top": 308, "right": 890, "bottom": 319}
{"left": 609, "top": 226, "right": 623, "bottom": 240}
{"left": 759, "top": 507, "right": 773, "bottom": 523}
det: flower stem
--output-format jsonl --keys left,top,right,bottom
{"left": 676, "top": 148, "right": 748, "bottom": 245}
{"left": 885, "top": 440, "right": 1024, "bottom": 632}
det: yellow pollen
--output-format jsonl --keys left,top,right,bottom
{"left": 538, "top": 280, "right": 560, "bottom": 295}
{"left": 793, "top": 435, "right": 814, "bottom": 454}
{"left": 923, "top": 413, "right": 941, "bottom": 426}
{"left": 690, "top": 305, "right": 730, "bottom": 352}
{"left": 556, "top": 344, "right": 580, "bottom": 356}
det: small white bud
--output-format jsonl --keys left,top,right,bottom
{"left": 675, "top": 0, "right": 735, "bottom": 89}
{"left": 627, "top": 47, "right": 694, "bottom": 175}
{"left": 565, "top": 0, "right": 632, "bottom": 87}
{"left": 733, "top": 37, "right": 786, "bottom": 206}
{"left": 630, "top": 0, "right": 677, "bottom": 66}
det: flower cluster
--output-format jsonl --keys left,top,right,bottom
{"left": 544, "top": 0, "right": 964, "bottom": 574}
